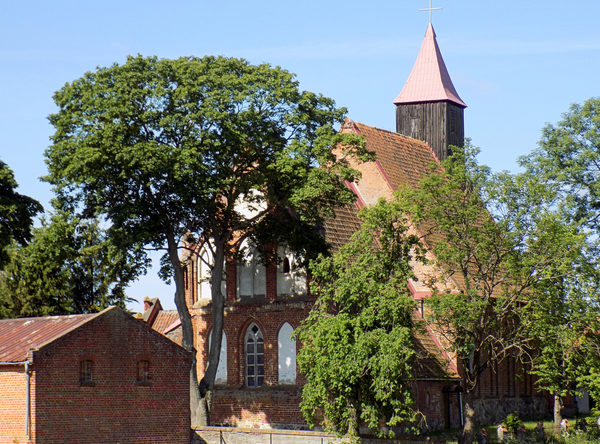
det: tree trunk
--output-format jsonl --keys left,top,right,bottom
{"left": 347, "top": 399, "right": 359, "bottom": 438}
{"left": 199, "top": 240, "right": 226, "bottom": 423}
{"left": 462, "top": 396, "right": 476, "bottom": 444}
{"left": 554, "top": 392, "right": 563, "bottom": 434}
{"left": 166, "top": 232, "right": 205, "bottom": 427}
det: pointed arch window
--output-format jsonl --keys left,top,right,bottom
{"left": 278, "top": 322, "right": 296, "bottom": 384}
{"left": 282, "top": 257, "right": 291, "bottom": 274}
{"left": 245, "top": 323, "right": 264, "bottom": 387}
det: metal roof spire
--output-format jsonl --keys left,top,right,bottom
{"left": 419, "top": 0, "right": 442, "bottom": 24}
{"left": 393, "top": 23, "right": 466, "bottom": 107}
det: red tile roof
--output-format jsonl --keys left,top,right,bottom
{"left": 324, "top": 204, "right": 364, "bottom": 253}
{"left": 412, "top": 317, "right": 459, "bottom": 379}
{"left": 343, "top": 120, "right": 468, "bottom": 293}
{"left": 394, "top": 24, "right": 466, "bottom": 108}
{"left": 151, "top": 310, "right": 180, "bottom": 335}
{"left": 0, "top": 311, "right": 102, "bottom": 363}
{"left": 350, "top": 120, "right": 439, "bottom": 190}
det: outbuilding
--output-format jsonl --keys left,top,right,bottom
{"left": 0, "top": 306, "right": 191, "bottom": 444}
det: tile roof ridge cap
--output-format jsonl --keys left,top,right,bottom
{"left": 353, "top": 122, "right": 431, "bottom": 144}
{"left": 423, "top": 320, "right": 460, "bottom": 375}
{"left": 164, "top": 318, "right": 182, "bottom": 334}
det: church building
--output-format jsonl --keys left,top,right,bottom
{"left": 152, "top": 23, "right": 548, "bottom": 430}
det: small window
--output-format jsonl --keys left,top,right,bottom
{"left": 282, "top": 257, "right": 291, "bottom": 274}
{"left": 138, "top": 360, "right": 150, "bottom": 381}
{"left": 245, "top": 324, "right": 264, "bottom": 388}
{"left": 137, "top": 360, "right": 151, "bottom": 386}
{"left": 80, "top": 360, "right": 94, "bottom": 386}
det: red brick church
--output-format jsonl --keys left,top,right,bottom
{"left": 147, "top": 24, "right": 549, "bottom": 430}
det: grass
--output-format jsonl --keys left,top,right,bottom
{"left": 424, "top": 417, "right": 600, "bottom": 443}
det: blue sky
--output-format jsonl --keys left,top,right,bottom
{"left": 2, "top": 1, "right": 599, "bottom": 311}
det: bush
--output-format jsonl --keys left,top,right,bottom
{"left": 505, "top": 412, "right": 521, "bottom": 432}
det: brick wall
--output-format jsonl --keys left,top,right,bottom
{"left": 212, "top": 386, "right": 305, "bottom": 429}
{"left": 0, "top": 365, "right": 32, "bottom": 444}
{"left": 31, "top": 308, "right": 191, "bottom": 444}
{"left": 191, "top": 426, "right": 350, "bottom": 444}
{"left": 412, "top": 380, "right": 461, "bottom": 431}
{"left": 191, "top": 299, "right": 311, "bottom": 428}
{"left": 191, "top": 426, "right": 449, "bottom": 444}
{"left": 454, "top": 357, "right": 547, "bottom": 425}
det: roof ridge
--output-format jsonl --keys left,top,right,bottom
{"left": 0, "top": 312, "right": 96, "bottom": 324}
{"left": 353, "top": 121, "right": 428, "bottom": 144}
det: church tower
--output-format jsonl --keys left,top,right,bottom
{"left": 394, "top": 24, "right": 466, "bottom": 161}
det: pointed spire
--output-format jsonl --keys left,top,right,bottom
{"left": 393, "top": 24, "right": 466, "bottom": 108}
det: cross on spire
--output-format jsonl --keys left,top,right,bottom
{"left": 419, "top": 0, "right": 442, "bottom": 24}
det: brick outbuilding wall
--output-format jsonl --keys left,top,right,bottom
{"left": 30, "top": 308, "right": 191, "bottom": 444}
{"left": 0, "top": 366, "right": 34, "bottom": 444}
{"left": 0, "top": 308, "right": 192, "bottom": 444}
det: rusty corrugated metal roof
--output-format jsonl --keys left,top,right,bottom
{"left": 0, "top": 311, "right": 101, "bottom": 363}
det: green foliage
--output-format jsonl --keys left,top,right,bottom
{"left": 44, "top": 55, "right": 367, "bottom": 259}
{"left": 0, "top": 159, "right": 43, "bottom": 270}
{"left": 516, "top": 98, "right": 600, "bottom": 415}
{"left": 0, "top": 206, "right": 147, "bottom": 318}
{"left": 395, "top": 141, "right": 600, "bottom": 436}
{"left": 396, "top": 143, "right": 526, "bottom": 395}
{"left": 43, "top": 55, "right": 368, "bottom": 422}
{"left": 491, "top": 169, "right": 598, "bottom": 409}
{"left": 296, "top": 199, "right": 425, "bottom": 438}
{"left": 522, "top": 97, "right": 600, "bottom": 229}
{"left": 504, "top": 412, "right": 521, "bottom": 432}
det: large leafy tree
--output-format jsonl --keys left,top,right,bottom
{"left": 296, "top": 199, "right": 425, "bottom": 439}
{"left": 397, "top": 145, "right": 522, "bottom": 443}
{"left": 397, "top": 144, "right": 589, "bottom": 443}
{"left": 0, "top": 159, "right": 43, "bottom": 269}
{"left": 496, "top": 171, "right": 598, "bottom": 429}
{"left": 523, "top": 97, "right": 600, "bottom": 229}
{"left": 527, "top": 261, "right": 600, "bottom": 428}
{"left": 517, "top": 99, "right": 600, "bottom": 426}
{"left": 0, "top": 207, "right": 146, "bottom": 318}
{"left": 44, "top": 55, "right": 367, "bottom": 425}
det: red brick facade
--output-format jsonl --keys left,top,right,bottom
{"left": 170, "top": 121, "right": 549, "bottom": 431}
{"left": 0, "top": 307, "right": 192, "bottom": 444}
{"left": 191, "top": 299, "right": 311, "bottom": 428}
{"left": 0, "top": 366, "right": 31, "bottom": 443}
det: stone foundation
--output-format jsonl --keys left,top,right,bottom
{"left": 474, "top": 396, "right": 548, "bottom": 425}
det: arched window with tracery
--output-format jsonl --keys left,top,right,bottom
{"left": 245, "top": 323, "right": 264, "bottom": 387}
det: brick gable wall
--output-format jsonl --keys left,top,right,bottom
{"left": 30, "top": 309, "right": 191, "bottom": 444}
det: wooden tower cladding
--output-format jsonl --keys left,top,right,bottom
{"left": 393, "top": 24, "right": 466, "bottom": 162}
{"left": 396, "top": 101, "right": 464, "bottom": 161}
